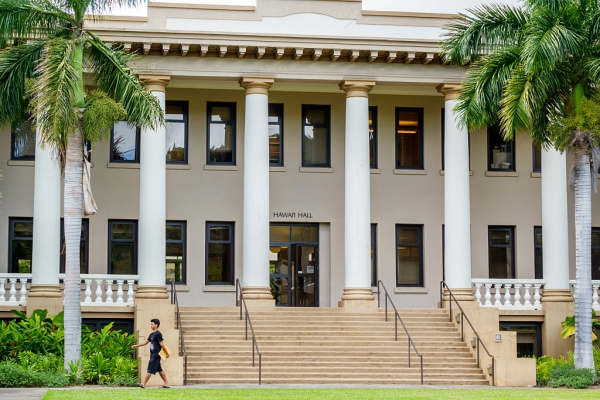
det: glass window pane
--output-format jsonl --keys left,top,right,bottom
{"left": 166, "top": 243, "right": 184, "bottom": 282}
{"left": 211, "top": 106, "right": 232, "bottom": 122}
{"left": 14, "top": 222, "right": 33, "bottom": 238}
{"left": 110, "top": 243, "right": 135, "bottom": 274}
{"left": 12, "top": 239, "right": 33, "bottom": 273}
{"left": 166, "top": 224, "right": 182, "bottom": 241}
{"left": 166, "top": 122, "right": 186, "bottom": 162}
{"left": 397, "top": 245, "right": 421, "bottom": 285}
{"left": 399, "top": 228, "right": 419, "bottom": 245}
{"left": 491, "top": 230, "right": 511, "bottom": 245}
{"left": 207, "top": 243, "right": 232, "bottom": 283}
{"left": 535, "top": 229, "right": 543, "bottom": 246}
{"left": 533, "top": 144, "right": 542, "bottom": 172}
{"left": 397, "top": 131, "right": 421, "bottom": 168}
{"left": 305, "top": 109, "right": 325, "bottom": 125}
{"left": 270, "top": 225, "right": 290, "bottom": 243}
{"left": 13, "top": 120, "right": 36, "bottom": 159}
{"left": 593, "top": 248, "right": 600, "bottom": 280}
{"left": 209, "top": 124, "right": 234, "bottom": 163}
{"left": 269, "top": 125, "right": 281, "bottom": 164}
{"left": 268, "top": 107, "right": 281, "bottom": 123}
{"left": 489, "top": 247, "right": 513, "bottom": 278}
{"left": 291, "top": 226, "right": 318, "bottom": 242}
{"left": 303, "top": 126, "right": 328, "bottom": 165}
{"left": 166, "top": 103, "right": 185, "bottom": 120}
{"left": 112, "top": 122, "right": 137, "bottom": 161}
{"left": 398, "top": 111, "right": 419, "bottom": 130}
{"left": 112, "top": 223, "right": 133, "bottom": 240}
{"left": 210, "top": 225, "right": 230, "bottom": 241}
{"left": 592, "top": 231, "right": 600, "bottom": 247}
{"left": 489, "top": 125, "right": 514, "bottom": 170}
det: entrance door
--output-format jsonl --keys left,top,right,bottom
{"left": 295, "top": 245, "right": 317, "bottom": 307}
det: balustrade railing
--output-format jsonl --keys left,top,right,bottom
{"left": 569, "top": 280, "right": 600, "bottom": 311}
{"left": 471, "top": 279, "right": 545, "bottom": 310}
{"left": 0, "top": 273, "right": 138, "bottom": 306}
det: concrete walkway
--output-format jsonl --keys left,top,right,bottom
{"left": 0, "top": 388, "right": 48, "bottom": 400}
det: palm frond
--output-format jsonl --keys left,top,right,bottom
{"left": 0, "top": 39, "right": 44, "bottom": 125}
{"left": 440, "top": 4, "right": 528, "bottom": 65}
{"left": 523, "top": 0, "right": 565, "bottom": 14}
{"left": 32, "top": 37, "right": 79, "bottom": 153}
{"left": 0, "top": 0, "right": 73, "bottom": 47}
{"left": 85, "top": 32, "right": 164, "bottom": 129}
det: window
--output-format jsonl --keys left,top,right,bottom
{"left": 11, "top": 120, "right": 36, "bottom": 160}
{"left": 369, "top": 106, "right": 378, "bottom": 169}
{"left": 500, "top": 322, "right": 542, "bottom": 358}
{"left": 396, "top": 225, "right": 424, "bottom": 287}
{"left": 207, "top": 102, "right": 236, "bottom": 165}
{"left": 488, "top": 125, "right": 515, "bottom": 171}
{"left": 60, "top": 219, "right": 89, "bottom": 274}
{"left": 302, "top": 105, "right": 330, "bottom": 167}
{"left": 534, "top": 227, "right": 543, "bottom": 279}
{"left": 593, "top": 228, "right": 600, "bottom": 280}
{"left": 269, "top": 104, "right": 284, "bottom": 166}
{"left": 110, "top": 122, "right": 140, "bottom": 162}
{"left": 9, "top": 218, "right": 33, "bottom": 273}
{"left": 206, "top": 222, "right": 234, "bottom": 284}
{"left": 533, "top": 144, "right": 542, "bottom": 172}
{"left": 371, "top": 224, "right": 377, "bottom": 286}
{"left": 166, "top": 221, "right": 186, "bottom": 284}
{"left": 441, "top": 108, "right": 470, "bottom": 170}
{"left": 489, "top": 226, "right": 515, "bottom": 279}
{"left": 166, "top": 101, "right": 189, "bottom": 163}
{"left": 108, "top": 220, "right": 137, "bottom": 275}
{"left": 396, "top": 108, "right": 424, "bottom": 169}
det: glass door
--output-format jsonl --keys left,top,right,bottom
{"left": 294, "top": 245, "right": 317, "bottom": 307}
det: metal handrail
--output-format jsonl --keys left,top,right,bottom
{"left": 439, "top": 281, "right": 495, "bottom": 386}
{"left": 377, "top": 280, "right": 424, "bottom": 385}
{"left": 170, "top": 280, "right": 188, "bottom": 385}
{"left": 235, "top": 279, "right": 262, "bottom": 385}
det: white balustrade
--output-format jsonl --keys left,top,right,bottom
{"left": 472, "top": 279, "right": 545, "bottom": 310}
{"left": 0, "top": 274, "right": 32, "bottom": 305}
{"left": 570, "top": 280, "right": 600, "bottom": 311}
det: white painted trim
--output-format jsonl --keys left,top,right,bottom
{"left": 485, "top": 171, "right": 519, "bottom": 177}
{"left": 370, "top": 168, "right": 381, "bottom": 174}
{"left": 269, "top": 166, "right": 287, "bottom": 172}
{"left": 203, "top": 285, "right": 237, "bottom": 292}
{"left": 107, "top": 163, "right": 140, "bottom": 169}
{"left": 395, "top": 287, "right": 428, "bottom": 294}
{"left": 299, "top": 167, "right": 334, "bottom": 173}
{"left": 167, "top": 164, "right": 191, "bottom": 170}
{"left": 393, "top": 169, "right": 426, "bottom": 175}
{"left": 7, "top": 160, "right": 35, "bottom": 167}
{"left": 530, "top": 172, "right": 541, "bottom": 178}
{"left": 439, "top": 170, "right": 473, "bottom": 176}
{"left": 204, "top": 164, "right": 239, "bottom": 171}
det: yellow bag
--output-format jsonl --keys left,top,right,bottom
{"left": 159, "top": 345, "right": 171, "bottom": 360}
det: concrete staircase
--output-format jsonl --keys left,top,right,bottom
{"left": 179, "top": 307, "right": 489, "bottom": 385}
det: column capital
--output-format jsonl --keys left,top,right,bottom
{"left": 239, "top": 76, "right": 275, "bottom": 95}
{"left": 339, "top": 79, "right": 376, "bottom": 98}
{"left": 139, "top": 74, "right": 171, "bottom": 93}
{"left": 436, "top": 82, "right": 462, "bottom": 101}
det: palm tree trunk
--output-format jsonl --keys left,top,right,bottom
{"left": 63, "top": 41, "right": 85, "bottom": 371}
{"left": 572, "top": 143, "right": 595, "bottom": 371}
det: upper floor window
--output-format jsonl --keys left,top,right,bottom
{"left": 206, "top": 222, "right": 235, "bottom": 285}
{"left": 207, "top": 102, "right": 236, "bottom": 165}
{"left": 9, "top": 218, "right": 33, "bottom": 273}
{"left": 593, "top": 228, "right": 600, "bottom": 280}
{"left": 108, "top": 220, "right": 138, "bottom": 275}
{"left": 369, "top": 106, "right": 378, "bottom": 169}
{"left": 302, "top": 105, "right": 330, "bottom": 167}
{"left": 396, "top": 224, "right": 424, "bottom": 287}
{"left": 488, "top": 125, "right": 515, "bottom": 171}
{"left": 396, "top": 108, "right": 424, "bottom": 169}
{"left": 11, "top": 120, "right": 36, "bottom": 160}
{"left": 534, "top": 227, "right": 543, "bottom": 279}
{"left": 166, "top": 221, "right": 186, "bottom": 284}
{"left": 111, "top": 122, "right": 140, "bottom": 162}
{"left": 166, "top": 101, "right": 189, "bottom": 163}
{"left": 60, "top": 219, "right": 89, "bottom": 274}
{"left": 269, "top": 104, "right": 284, "bottom": 166}
{"left": 533, "top": 144, "right": 542, "bottom": 173}
{"left": 489, "top": 226, "right": 515, "bottom": 279}
{"left": 371, "top": 224, "right": 377, "bottom": 286}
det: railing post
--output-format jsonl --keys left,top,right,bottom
{"left": 259, "top": 353, "right": 262, "bottom": 385}
{"left": 420, "top": 355, "right": 423, "bottom": 385}
{"left": 95, "top": 279, "right": 103, "bottom": 303}
{"left": 492, "top": 356, "right": 495, "bottom": 386}
{"left": 9, "top": 279, "right": 17, "bottom": 302}
{"left": 0, "top": 278, "right": 5, "bottom": 302}
{"left": 127, "top": 280, "right": 135, "bottom": 306}
{"left": 460, "top": 312, "right": 464, "bottom": 341}
{"left": 19, "top": 278, "right": 27, "bottom": 303}
{"left": 395, "top": 316, "right": 397, "bottom": 341}
{"left": 245, "top": 310, "right": 248, "bottom": 340}
{"left": 477, "top": 338, "right": 480, "bottom": 368}
{"left": 105, "top": 280, "right": 114, "bottom": 303}
{"left": 408, "top": 340, "right": 411, "bottom": 367}
{"left": 385, "top": 296, "right": 388, "bottom": 322}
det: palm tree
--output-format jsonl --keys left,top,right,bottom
{"left": 0, "top": 0, "right": 164, "bottom": 370}
{"left": 441, "top": 0, "right": 599, "bottom": 371}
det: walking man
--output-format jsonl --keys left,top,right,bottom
{"left": 131, "top": 318, "right": 170, "bottom": 388}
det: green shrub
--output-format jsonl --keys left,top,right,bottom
{"left": 536, "top": 355, "right": 571, "bottom": 385}
{"left": 0, "top": 363, "right": 68, "bottom": 388}
{"left": 16, "top": 351, "right": 63, "bottom": 373}
{"left": 594, "top": 344, "right": 600, "bottom": 376}
{"left": 81, "top": 322, "right": 135, "bottom": 360}
{"left": 547, "top": 364, "right": 596, "bottom": 389}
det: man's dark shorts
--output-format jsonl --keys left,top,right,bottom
{"left": 147, "top": 356, "right": 163, "bottom": 374}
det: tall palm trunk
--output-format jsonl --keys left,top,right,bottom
{"left": 63, "top": 41, "right": 85, "bottom": 370}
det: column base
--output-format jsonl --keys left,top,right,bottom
{"left": 541, "top": 290, "right": 574, "bottom": 358}
{"left": 27, "top": 284, "right": 63, "bottom": 316}
{"left": 338, "top": 288, "right": 377, "bottom": 311}
{"left": 541, "top": 289, "right": 573, "bottom": 303}
{"left": 442, "top": 288, "right": 476, "bottom": 307}
{"left": 240, "top": 286, "right": 275, "bottom": 309}
{"left": 135, "top": 285, "right": 169, "bottom": 300}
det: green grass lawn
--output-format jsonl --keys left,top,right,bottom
{"left": 42, "top": 387, "right": 599, "bottom": 400}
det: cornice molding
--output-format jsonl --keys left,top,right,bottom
{"left": 149, "top": 2, "right": 255, "bottom": 11}
{"left": 239, "top": 76, "right": 275, "bottom": 95}
{"left": 139, "top": 74, "right": 171, "bottom": 92}
{"left": 339, "top": 79, "right": 376, "bottom": 98}
{"left": 362, "top": 10, "right": 458, "bottom": 20}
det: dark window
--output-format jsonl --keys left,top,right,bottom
{"left": 593, "top": 228, "right": 600, "bottom": 280}
{"left": 396, "top": 108, "right": 424, "bottom": 169}
{"left": 166, "top": 101, "right": 189, "bottom": 163}
{"left": 269, "top": 104, "right": 284, "bottom": 166}
{"left": 442, "top": 225, "right": 445, "bottom": 282}
{"left": 489, "top": 226, "right": 515, "bottom": 279}
{"left": 369, "top": 106, "right": 378, "bottom": 169}
{"left": 488, "top": 125, "right": 515, "bottom": 171}
{"left": 441, "top": 108, "right": 470, "bottom": 170}
{"left": 302, "top": 105, "right": 330, "bottom": 167}
{"left": 108, "top": 220, "right": 137, "bottom": 275}
{"left": 166, "top": 221, "right": 186, "bottom": 284}
{"left": 533, "top": 144, "right": 542, "bottom": 173}
{"left": 82, "top": 319, "right": 134, "bottom": 335}
{"left": 396, "top": 224, "right": 424, "bottom": 287}
{"left": 9, "top": 218, "right": 33, "bottom": 273}
{"left": 206, "top": 222, "right": 235, "bottom": 284}
{"left": 371, "top": 224, "right": 377, "bottom": 287}
{"left": 60, "top": 219, "right": 89, "bottom": 274}
{"left": 11, "top": 120, "right": 36, "bottom": 160}
{"left": 534, "top": 227, "right": 543, "bottom": 279}
{"left": 500, "top": 322, "right": 542, "bottom": 358}
{"left": 110, "top": 122, "right": 140, "bottom": 162}
{"left": 207, "top": 102, "right": 236, "bottom": 165}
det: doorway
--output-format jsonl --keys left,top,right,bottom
{"left": 269, "top": 224, "right": 319, "bottom": 307}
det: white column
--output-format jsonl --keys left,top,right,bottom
{"left": 339, "top": 79, "right": 376, "bottom": 308}
{"left": 437, "top": 83, "right": 472, "bottom": 300}
{"left": 136, "top": 75, "right": 170, "bottom": 299}
{"left": 542, "top": 147, "right": 570, "bottom": 290}
{"left": 239, "top": 76, "right": 274, "bottom": 302}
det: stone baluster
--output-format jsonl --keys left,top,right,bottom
{"left": 503, "top": 284, "right": 512, "bottom": 307}
{"left": 19, "top": 279, "right": 27, "bottom": 303}
{"left": 533, "top": 285, "right": 542, "bottom": 308}
{"left": 9, "top": 279, "right": 17, "bottom": 302}
{"left": 127, "top": 280, "right": 135, "bottom": 306}
{"left": 592, "top": 284, "right": 600, "bottom": 308}
{"left": 0, "top": 278, "right": 6, "bottom": 302}
{"left": 84, "top": 279, "right": 93, "bottom": 303}
{"left": 95, "top": 279, "right": 103, "bottom": 303}
{"left": 105, "top": 280, "right": 114, "bottom": 304}
{"left": 493, "top": 284, "right": 502, "bottom": 306}
{"left": 513, "top": 284, "right": 522, "bottom": 307}
{"left": 474, "top": 283, "right": 482, "bottom": 305}
{"left": 523, "top": 284, "right": 532, "bottom": 307}
{"left": 484, "top": 284, "right": 492, "bottom": 306}
{"left": 116, "top": 280, "right": 124, "bottom": 304}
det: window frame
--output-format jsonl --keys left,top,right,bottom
{"left": 166, "top": 221, "right": 187, "bottom": 284}
{"left": 206, "top": 101, "right": 236, "bottom": 166}
{"left": 110, "top": 122, "right": 140, "bottom": 163}
{"left": 165, "top": 100, "right": 189, "bottom": 164}
{"left": 532, "top": 143, "right": 542, "bottom": 173}
{"left": 488, "top": 226, "right": 516, "bottom": 279}
{"left": 108, "top": 220, "right": 138, "bottom": 275}
{"left": 8, "top": 217, "right": 34, "bottom": 273}
{"left": 268, "top": 103, "right": 284, "bottom": 166}
{"left": 205, "top": 221, "right": 235, "bottom": 285}
{"left": 487, "top": 125, "right": 516, "bottom": 172}
{"left": 11, "top": 120, "right": 36, "bottom": 161}
{"left": 396, "top": 224, "right": 424, "bottom": 287}
{"left": 60, "top": 219, "right": 89, "bottom": 274}
{"left": 371, "top": 223, "right": 377, "bottom": 287}
{"left": 369, "top": 106, "right": 378, "bottom": 169}
{"left": 301, "top": 104, "right": 331, "bottom": 168}
{"left": 395, "top": 107, "right": 424, "bottom": 169}
{"left": 534, "top": 226, "right": 543, "bottom": 279}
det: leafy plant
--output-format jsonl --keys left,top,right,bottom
{"left": 0, "top": 363, "right": 68, "bottom": 388}
{"left": 547, "top": 364, "right": 596, "bottom": 389}
{"left": 561, "top": 310, "right": 600, "bottom": 340}
{"left": 83, "top": 352, "right": 111, "bottom": 385}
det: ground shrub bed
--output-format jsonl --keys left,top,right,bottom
{"left": 0, "top": 309, "right": 137, "bottom": 388}
{"left": 536, "top": 346, "right": 600, "bottom": 388}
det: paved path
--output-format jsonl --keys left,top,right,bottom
{"left": 0, "top": 388, "right": 48, "bottom": 400}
